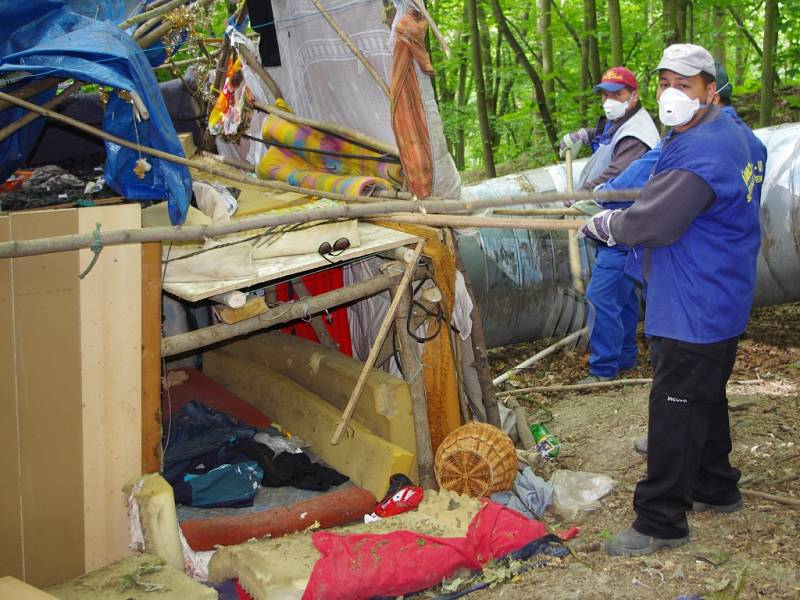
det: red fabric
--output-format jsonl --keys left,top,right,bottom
{"left": 302, "top": 501, "right": 548, "bottom": 600}
{"left": 373, "top": 486, "right": 424, "bottom": 518}
{"left": 234, "top": 580, "right": 252, "bottom": 599}
{"left": 275, "top": 267, "right": 352, "bottom": 356}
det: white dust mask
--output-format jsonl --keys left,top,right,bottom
{"left": 658, "top": 87, "right": 702, "bottom": 127}
{"left": 603, "top": 98, "right": 629, "bottom": 120}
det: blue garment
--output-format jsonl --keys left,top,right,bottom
{"left": 174, "top": 461, "right": 264, "bottom": 508}
{"left": 590, "top": 118, "right": 613, "bottom": 153}
{"left": 646, "top": 109, "right": 766, "bottom": 343}
{"left": 586, "top": 243, "right": 640, "bottom": 377}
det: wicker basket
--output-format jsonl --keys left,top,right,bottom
{"left": 434, "top": 422, "right": 517, "bottom": 497}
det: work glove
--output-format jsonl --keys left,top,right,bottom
{"left": 577, "top": 209, "right": 621, "bottom": 246}
{"left": 559, "top": 128, "right": 590, "bottom": 159}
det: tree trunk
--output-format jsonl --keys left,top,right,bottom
{"left": 663, "top": 0, "right": 678, "bottom": 45}
{"left": 675, "top": 0, "right": 688, "bottom": 43}
{"left": 712, "top": 5, "right": 726, "bottom": 64}
{"left": 583, "top": 0, "right": 601, "bottom": 81}
{"left": 760, "top": 0, "right": 778, "bottom": 127}
{"left": 734, "top": 30, "right": 747, "bottom": 87}
{"left": 467, "top": 0, "right": 496, "bottom": 177}
{"left": 455, "top": 30, "right": 469, "bottom": 170}
{"left": 537, "top": 0, "right": 554, "bottom": 104}
{"left": 487, "top": 0, "right": 559, "bottom": 155}
{"left": 607, "top": 0, "right": 623, "bottom": 66}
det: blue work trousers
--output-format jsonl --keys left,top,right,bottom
{"left": 586, "top": 243, "right": 640, "bottom": 377}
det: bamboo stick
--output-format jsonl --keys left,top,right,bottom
{"left": 497, "top": 378, "right": 653, "bottom": 396}
{"left": 0, "top": 77, "right": 62, "bottom": 112}
{"left": 331, "top": 241, "right": 425, "bottom": 444}
{"left": 0, "top": 80, "right": 83, "bottom": 143}
{"left": 252, "top": 101, "right": 399, "bottom": 156}
{"left": 494, "top": 208, "right": 582, "bottom": 216}
{"left": 161, "top": 264, "right": 424, "bottom": 356}
{"left": 309, "top": 0, "right": 391, "bottom": 98}
{"left": 395, "top": 280, "right": 437, "bottom": 488}
{"left": 565, "top": 148, "right": 585, "bottom": 294}
{"left": 410, "top": 0, "right": 451, "bottom": 57}
{"left": 370, "top": 213, "right": 584, "bottom": 230}
{"left": 137, "top": 0, "right": 217, "bottom": 50}
{"left": 492, "top": 327, "right": 589, "bottom": 386}
{"left": 119, "top": 0, "right": 190, "bottom": 29}
{"left": 237, "top": 45, "right": 283, "bottom": 100}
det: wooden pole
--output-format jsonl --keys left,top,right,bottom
{"left": 0, "top": 80, "right": 83, "bottom": 143}
{"left": 371, "top": 214, "right": 583, "bottom": 230}
{"left": 141, "top": 243, "right": 163, "bottom": 474}
{"left": 330, "top": 241, "right": 425, "bottom": 444}
{"left": 494, "top": 208, "right": 581, "bottom": 216}
{"left": 161, "top": 264, "right": 425, "bottom": 356}
{"left": 741, "top": 488, "right": 800, "bottom": 509}
{"left": 119, "top": 0, "right": 190, "bottom": 29}
{"left": 394, "top": 281, "right": 437, "bottom": 488}
{"left": 497, "top": 378, "right": 653, "bottom": 396}
{"left": 565, "top": 148, "right": 585, "bottom": 293}
{"left": 310, "top": 0, "right": 391, "bottom": 98}
{"left": 237, "top": 45, "right": 284, "bottom": 100}
{"left": 0, "top": 77, "right": 62, "bottom": 112}
{"left": 492, "top": 327, "right": 589, "bottom": 386}
{"left": 292, "top": 279, "right": 338, "bottom": 349}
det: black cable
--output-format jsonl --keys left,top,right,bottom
{"left": 242, "top": 133, "right": 401, "bottom": 163}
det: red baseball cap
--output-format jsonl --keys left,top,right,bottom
{"left": 593, "top": 66, "right": 639, "bottom": 92}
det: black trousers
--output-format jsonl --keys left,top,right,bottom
{"left": 632, "top": 336, "right": 741, "bottom": 539}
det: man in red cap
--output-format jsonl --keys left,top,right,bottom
{"left": 560, "top": 67, "right": 660, "bottom": 386}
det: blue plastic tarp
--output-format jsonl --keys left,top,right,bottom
{"left": 0, "top": 1, "right": 191, "bottom": 224}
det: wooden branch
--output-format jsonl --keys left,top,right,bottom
{"left": 292, "top": 279, "right": 337, "bottom": 349}
{"left": 0, "top": 80, "right": 83, "bottom": 143}
{"left": 253, "top": 101, "right": 399, "bottom": 156}
{"left": 410, "top": 0, "right": 451, "bottom": 57}
{"left": 162, "top": 265, "right": 425, "bottom": 356}
{"left": 497, "top": 378, "right": 653, "bottom": 396}
{"left": 741, "top": 488, "right": 800, "bottom": 509}
{"left": 494, "top": 208, "right": 581, "bottom": 216}
{"left": 331, "top": 241, "right": 425, "bottom": 444}
{"left": 237, "top": 45, "right": 284, "bottom": 100}
{"left": 395, "top": 279, "right": 437, "bottom": 488}
{"left": 493, "top": 327, "right": 588, "bottom": 386}
{"left": 0, "top": 77, "right": 62, "bottom": 111}
{"left": 727, "top": 7, "right": 763, "bottom": 57}
{"left": 120, "top": 0, "right": 190, "bottom": 29}
{"left": 137, "top": 0, "right": 216, "bottom": 50}
{"left": 309, "top": 0, "right": 391, "bottom": 98}
{"left": 370, "top": 214, "right": 584, "bottom": 230}
{"left": 565, "top": 148, "right": 584, "bottom": 293}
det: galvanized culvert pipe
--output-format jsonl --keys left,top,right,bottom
{"left": 458, "top": 123, "right": 800, "bottom": 348}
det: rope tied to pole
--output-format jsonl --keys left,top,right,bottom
{"left": 78, "top": 223, "right": 103, "bottom": 279}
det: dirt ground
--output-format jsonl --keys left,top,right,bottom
{"left": 466, "top": 302, "right": 800, "bottom": 600}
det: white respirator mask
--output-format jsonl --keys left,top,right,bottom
{"left": 658, "top": 87, "right": 702, "bottom": 127}
{"left": 603, "top": 98, "right": 630, "bottom": 120}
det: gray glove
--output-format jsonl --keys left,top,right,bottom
{"left": 559, "top": 128, "right": 590, "bottom": 159}
{"left": 577, "top": 209, "right": 621, "bottom": 246}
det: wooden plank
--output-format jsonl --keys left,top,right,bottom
{"left": 141, "top": 242, "right": 162, "bottom": 474}
{"left": 77, "top": 206, "right": 142, "bottom": 571}
{"left": 162, "top": 223, "right": 420, "bottom": 303}
{"left": 0, "top": 217, "right": 23, "bottom": 580}
{"left": 11, "top": 210, "right": 85, "bottom": 587}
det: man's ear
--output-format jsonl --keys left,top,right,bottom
{"left": 705, "top": 82, "right": 717, "bottom": 105}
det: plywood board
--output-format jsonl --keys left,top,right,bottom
{"left": 10, "top": 210, "right": 85, "bottom": 587}
{"left": 163, "top": 222, "right": 420, "bottom": 302}
{"left": 0, "top": 218, "right": 23, "bottom": 580}
{"left": 77, "top": 206, "right": 141, "bottom": 572}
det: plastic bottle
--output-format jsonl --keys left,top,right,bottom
{"left": 530, "top": 423, "right": 561, "bottom": 458}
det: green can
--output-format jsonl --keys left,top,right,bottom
{"left": 530, "top": 423, "right": 561, "bottom": 458}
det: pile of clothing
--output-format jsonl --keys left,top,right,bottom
{"left": 163, "top": 400, "right": 348, "bottom": 508}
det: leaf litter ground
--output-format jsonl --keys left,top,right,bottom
{"left": 467, "top": 302, "right": 800, "bottom": 600}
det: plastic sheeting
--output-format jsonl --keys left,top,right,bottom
{"left": 0, "top": 0, "right": 191, "bottom": 224}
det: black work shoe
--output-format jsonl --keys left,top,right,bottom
{"left": 634, "top": 434, "right": 648, "bottom": 455}
{"left": 692, "top": 498, "right": 743, "bottom": 513}
{"left": 604, "top": 527, "right": 689, "bottom": 557}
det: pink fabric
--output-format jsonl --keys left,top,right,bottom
{"left": 302, "top": 501, "right": 548, "bottom": 600}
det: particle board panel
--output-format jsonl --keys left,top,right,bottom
{"left": 0, "top": 218, "right": 23, "bottom": 580}
{"left": 77, "top": 206, "right": 141, "bottom": 572}
{"left": 162, "top": 222, "right": 420, "bottom": 302}
{"left": 10, "top": 210, "right": 85, "bottom": 587}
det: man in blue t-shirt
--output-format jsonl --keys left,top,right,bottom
{"left": 580, "top": 44, "right": 767, "bottom": 557}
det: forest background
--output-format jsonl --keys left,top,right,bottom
{"left": 200, "top": 0, "right": 797, "bottom": 181}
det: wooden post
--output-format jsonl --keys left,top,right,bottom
{"left": 395, "top": 283, "right": 437, "bottom": 488}
{"left": 141, "top": 242, "right": 162, "bottom": 474}
{"left": 330, "top": 241, "right": 424, "bottom": 445}
{"left": 565, "top": 148, "right": 585, "bottom": 293}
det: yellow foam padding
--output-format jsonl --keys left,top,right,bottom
{"left": 204, "top": 350, "right": 415, "bottom": 500}
{"left": 0, "top": 577, "right": 60, "bottom": 600}
{"left": 219, "top": 332, "right": 418, "bottom": 481}
{"left": 233, "top": 191, "right": 309, "bottom": 218}
{"left": 177, "top": 133, "right": 196, "bottom": 159}
{"left": 126, "top": 474, "right": 184, "bottom": 572}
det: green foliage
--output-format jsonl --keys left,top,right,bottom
{"left": 427, "top": 0, "right": 798, "bottom": 178}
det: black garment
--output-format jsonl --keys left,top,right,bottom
{"left": 237, "top": 439, "right": 349, "bottom": 491}
{"left": 246, "top": 0, "right": 281, "bottom": 67}
{"left": 633, "top": 336, "right": 741, "bottom": 539}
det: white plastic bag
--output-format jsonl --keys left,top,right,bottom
{"left": 550, "top": 469, "right": 615, "bottom": 521}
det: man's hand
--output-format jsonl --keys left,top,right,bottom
{"left": 559, "top": 128, "right": 590, "bottom": 159}
{"left": 577, "top": 209, "right": 621, "bottom": 246}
